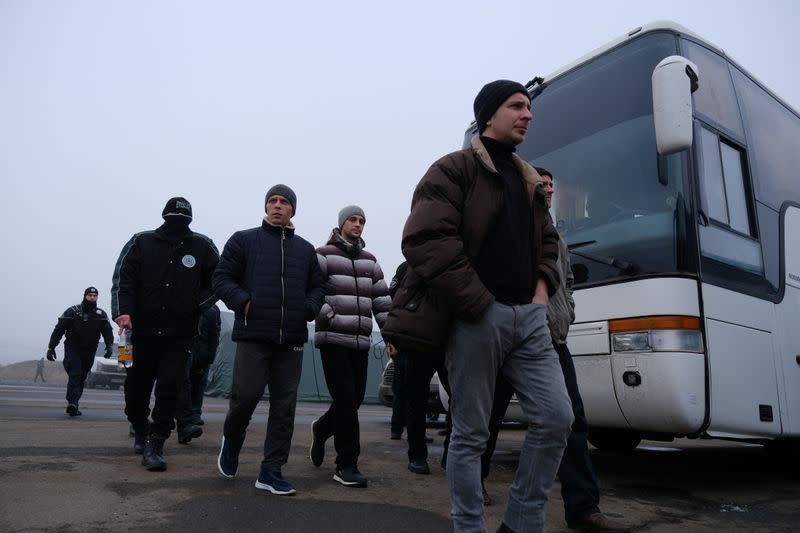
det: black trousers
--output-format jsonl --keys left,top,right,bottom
{"left": 63, "top": 349, "right": 95, "bottom": 407}
{"left": 223, "top": 341, "right": 303, "bottom": 471}
{"left": 403, "top": 350, "right": 448, "bottom": 462}
{"left": 316, "top": 345, "right": 369, "bottom": 468}
{"left": 175, "top": 353, "right": 206, "bottom": 430}
{"left": 483, "top": 342, "right": 601, "bottom": 520}
{"left": 124, "top": 336, "right": 191, "bottom": 439}
{"left": 390, "top": 352, "right": 407, "bottom": 435}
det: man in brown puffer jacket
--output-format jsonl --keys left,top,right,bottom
{"left": 398, "top": 80, "right": 574, "bottom": 533}
{"left": 309, "top": 205, "right": 391, "bottom": 488}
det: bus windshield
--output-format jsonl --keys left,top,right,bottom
{"left": 515, "top": 32, "right": 691, "bottom": 286}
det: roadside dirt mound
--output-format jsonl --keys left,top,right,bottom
{"left": 0, "top": 359, "right": 67, "bottom": 385}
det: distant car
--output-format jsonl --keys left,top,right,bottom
{"left": 84, "top": 356, "right": 126, "bottom": 390}
{"left": 378, "top": 358, "right": 445, "bottom": 421}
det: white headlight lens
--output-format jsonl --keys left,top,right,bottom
{"left": 612, "top": 332, "right": 651, "bottom": 352}
{"left": 651, "top": 329, "right": 704, "bottom": 352}
{"left": 612, "top": 329, "right": 704, "bottom": 353}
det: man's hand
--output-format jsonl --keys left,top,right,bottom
{"left": 244, "top": 301, "right": 250, "bottom": 318}
{"left": 115, "top": 315, "right": 133, "bottom": 334}
{"left": 104, "top": 346, "right": 113, "bottom": 359}
{"left": 386, "top": 342, "right": 397, "bottom": 357}
{"left": 46, "top": 348, "right": 56, "bottom": 361}
{"left": 532, "top": 279, "right": 550, "bottom": 306}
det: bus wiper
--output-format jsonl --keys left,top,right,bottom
{"left": 567, "top": 242, "right": 637, "bottom": 275}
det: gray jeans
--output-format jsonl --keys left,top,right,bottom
{"left": 446, "top": 302, "right": 573, "bottom": 533}
{"left": 223, "top": 341, "right": 303, "bottom": 472}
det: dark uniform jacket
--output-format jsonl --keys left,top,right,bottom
{"left": 191, "top": 305, "right": 221, "bottom": 369}
{"left": 383, "top": 136, "right": 560, "bottom": 352}
{"left": 314, "top": 228, "right": 391, "bottom": 351}
{"left": 213, "top": 220, "right": 324, "bottom": 346}
{"left": 111, "top": 226, "right": 220, "bottom": 338}
{"left": 48, "top": 302, "right": 114, "bottom": 354}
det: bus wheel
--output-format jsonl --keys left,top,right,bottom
{"left": 588, "top": 428, "right": 642, "bottom": 452}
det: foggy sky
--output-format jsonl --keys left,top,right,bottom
{"left": 1, "top": 0, "right": 798, "bottom": 363}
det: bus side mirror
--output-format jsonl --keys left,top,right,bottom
{"left": 652, "top": 56, "right": 699, "bottom": 155}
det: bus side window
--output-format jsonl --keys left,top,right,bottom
{"left": 696, "top": 125, "right": 763, "bottom": 275}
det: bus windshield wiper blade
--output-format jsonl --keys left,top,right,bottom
{"left": 567, "top": 240, "right": 597, "bottom": 250}
{"left": 569, "top": 248, "right": 638, "bottom": 275}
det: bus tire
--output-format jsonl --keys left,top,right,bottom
{"left": 588, "top": 428, "right": 642, "bottom": 452}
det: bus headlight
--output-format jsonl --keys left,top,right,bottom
{"left": 610, "top": 316, "right": 704, "bottom": 353}
{"left": 612, "top": 329, "right": 704, "bottom": 353}
{"left": 612, "top": 332, "right": 651, "bottom": 352}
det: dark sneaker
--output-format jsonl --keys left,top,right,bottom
{"left": 177, "top": 425, "right": 203, "bottom": 444}
{"left": 255, "top": 469, "right": 297, "bottom": 495}
{"left": 309, "top": 419, "right": 325, "bottom": 467}
{"left": 390, "top": 431, "right": 402, "bottom": 440}
{"left": 408, "top": 459, "right": 430, "bottom": 475}
{"left": 567, "top": 512, "right": 630, "bottom": 533}
{"left": 141, "top": 436, "right": 167, "bottom": 471}
{"left": 333, "top": 466, "right": 368, "bottom": 488}
{"left": 66, "top": 404, "right": 78, "bottom": 416}
{"left": 217, "top": 436, "right": 242, "bottom": 478}
{"left": 194, "top": 418, "right": 205, "bottom": 426}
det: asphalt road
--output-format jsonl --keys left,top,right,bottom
{"left": 0, "top": 384, "right": 798, "bottom": 532}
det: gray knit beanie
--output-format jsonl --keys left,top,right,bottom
{"left": 265, "top": 184, "right": 297, "bottom": 217}
{"left": 338, "top": 205, "right": 366, "bottom": 229}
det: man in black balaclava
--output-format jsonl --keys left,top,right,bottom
{"left": 47, "top": 286, "right": 114, "bottom": 416}
{"left": 111, "top": 197, "right": 219, "bottom": 471}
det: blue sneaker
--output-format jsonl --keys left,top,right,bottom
{"left": 255, "top": 469, "right": 296, "bottom": 495}
{"left": 217, "top": 436, "right": 242, "bottom": 478}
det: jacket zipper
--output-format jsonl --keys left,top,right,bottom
{"left": 279, "top": 227, "right": 286, "bottom": 344}
{"left": 352, "top": 255, "right": 361, "bottom": 347}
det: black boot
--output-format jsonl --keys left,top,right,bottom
{"left": 142, "top": 435, "right": 166, "bottom": 471}
{"left": 177, "top": 424, "right": 203, "bottom": 444}
{"left": 133, "top": 421, "right": 149, "bottom": 454}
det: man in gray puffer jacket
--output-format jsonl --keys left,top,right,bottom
{"left": 309, "top": 205, "right": 391, "bottom": 488}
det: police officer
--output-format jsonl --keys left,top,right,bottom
{"left": 111, "top": 197, "right": 219, "bottom": 471}
{"left": 47, "top": 287, "right": 114, "bottom": 416}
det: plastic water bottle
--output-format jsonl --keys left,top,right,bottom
{"left": 117, "top": 329, "right": 134, "bottom": 369}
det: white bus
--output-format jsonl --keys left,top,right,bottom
{"left": 463, "top": 21, "right": 800, "bottom": 451}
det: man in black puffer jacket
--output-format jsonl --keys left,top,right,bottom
{"left": 112, "top": 197, "right": 219, "bottom": 471}
{"left": 213, "top": 184, "right": 324, "bottom": 496}
{"left": 309, "top": 205, "right": 391, "bottom": 488}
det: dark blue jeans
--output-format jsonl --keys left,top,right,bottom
{"left": 484, "top": 342, "right": 601, "bottom": 522}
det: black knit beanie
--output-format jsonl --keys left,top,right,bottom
{"left": 161, "top": 197, "right": 193, "bottom": 221}
{"left": 265, "top": 184, "right": 297, "bottom": 217}
{"left": 84, "top": 286, "right": 98, "bottom": 296}
{"left": 473, "top": 80, "right": 529, "bottom": 134}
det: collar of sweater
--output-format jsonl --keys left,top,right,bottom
{"left": 262, "top": 217, "right": 295, "bottom": 233}
{"left": 470, "top": 136, "right": 544, "bottom": 202}
{"left": 327, "top": 227, "right": 364, "bottom": 254}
